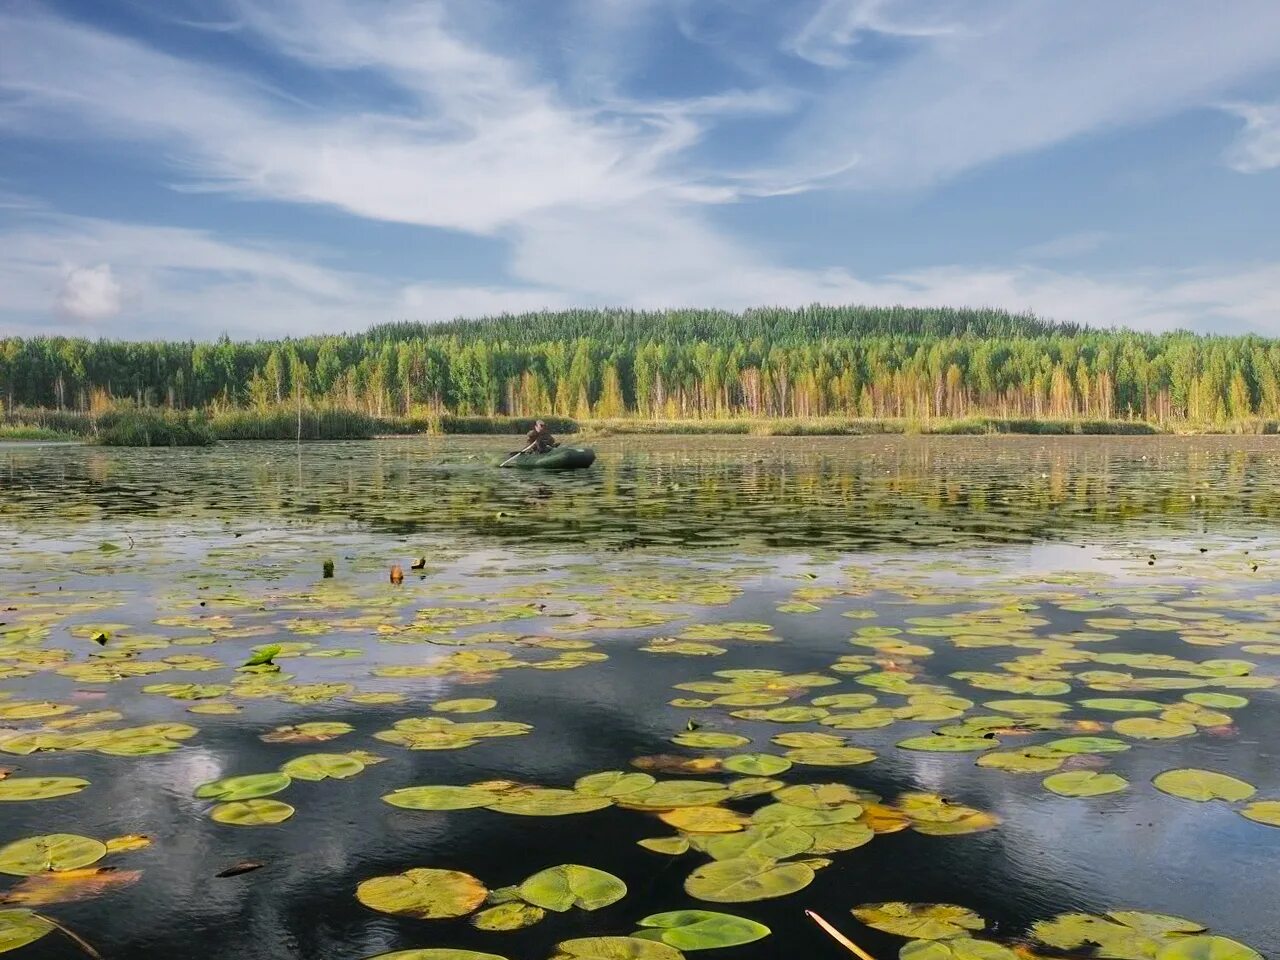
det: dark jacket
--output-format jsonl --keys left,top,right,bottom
{"left": 526, "top": 427, "right": 557, "bottom": 452}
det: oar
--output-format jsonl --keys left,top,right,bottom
{"left": 500, "top": 441, "right": 537, "bottom": 467}
{"left": 806, "top": 911, "right": 877, "bottom": 960}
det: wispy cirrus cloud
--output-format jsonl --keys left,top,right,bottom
{"left": 1222, "top": 101, "right": 1280, "bottom": 173}
{"left": 783, "top": 0, "right": 1280, "bottom": 190}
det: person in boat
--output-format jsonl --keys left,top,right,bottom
{"left": 526, "top": 419, "right": 559, "bottom": 454}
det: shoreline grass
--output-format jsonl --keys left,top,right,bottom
{"left": 0, "top": 425, "right": 81, "bottom": 441}
{"left": 5, "top": 405, "right": 1277, "bottom": 443}
{"left": 579, "top": 416, "right": 1165, "bottom": 436}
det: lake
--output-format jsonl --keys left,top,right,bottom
{"left": 0, "top": 435, "right": 1277, "bottom": 960}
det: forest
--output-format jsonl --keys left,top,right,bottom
{"left": 1, "top": 306, "right": 1276, "bottom": 425}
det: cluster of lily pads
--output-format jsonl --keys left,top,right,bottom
{"left": 193, "top": 749, "right": 384, "bottom": 825}
{"left": 850, "top": 902, "right": 1261, "bottom": 960}
{"left": 1, "top": 487, "right": 1279, "bottom": 958}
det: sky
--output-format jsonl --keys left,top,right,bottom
{"left": 1, "top": 0, "right": 1279, "bottom": 341}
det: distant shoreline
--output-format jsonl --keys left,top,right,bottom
{"left": 6, "top": 408, "right": 1280, "bottom": 445}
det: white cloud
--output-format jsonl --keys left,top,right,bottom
{"left": 3, "top": 208, "right": 1279, "bottom": 338}
{"left": 55, "top": 263, "right": 123, "bottom": 321}
{"left": 788, "top": 0, "right": 963, "bottom": 68}
{"left": 1020, "top": 231, "right": 1109, "bottom": 261}
{"left": 1222, "top": 101, "right": 1280, "bottom": 173}
{"left": 0, "top": 3, "right": 704, "bottom": 235}
{"left": 0, "top": 214, "right": 391, "bottom": 338}
{"left": 785, "top": 1, "right": 1280, "bottom": 190}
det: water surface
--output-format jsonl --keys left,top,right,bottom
{"left": 1, "top": 436, "right": 1277, "bottom": 959}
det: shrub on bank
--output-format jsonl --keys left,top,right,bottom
{"left": 95, "top": 410, "right": 216, "bottom": 447}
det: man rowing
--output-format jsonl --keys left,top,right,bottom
{"left": 526, "top": 419, "right": 559, "bottom": 453}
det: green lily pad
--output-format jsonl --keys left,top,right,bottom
{"left": 853, "top": 902, "right": 985, "bottom": 940}
{"left": 370, "top": 952, "right": 509, "bottom": 960}
{"left": 552, "top": 937, "right": 683, "bottom": 959}
{"left": 900, "top": 939, "right": 1018, "bottom": 960}
{"left": 518, "top": 864, "right": 627, "bottom": 912}
{"left": 1044, "top": 737, "right": 1131, "bottom": 755}
{"left": 384, "top": 785, "right": 498, "bottom": 811}
{"left": 195, "top": 773, "right": 291, "bottom": 802}
{"left": 702, "top": 824, "right": 813, "bottom": 862}
{"left": 1078, "top": 698, "right": 1165, "bottom": 713}
{"left": 785, "top": 746, "right": 876, "bottom": 766}
{"left": 659, "top": 806, "right": 750, "bottom": 833}
{"left": 486, "top": 789, "right": 613, "bottom": 817}
{"left": 620, "top": 782, "right": 734, "bottom": 810}
{"left": 684, "top": 857, "right": 814, "bottom": 903}
{"left": 1155, "top": 936, "right": 1262, "bottom": 960}
{"left": 0, "top": 777, "right": 90, "bottom": 801}
{"left": 1183, "top": 693, "right": 1248, "bottom": 709}
{"left": 575, "top": 772, "right": 656, "bottom": 798}
{"left": 433, "top": 698, "right": 497, "bottom": 714}
{"left": 671, "top": 732, "right": 750, "bottom": 749}
{"left": 0, "top": 909, "right": 56, "bottom": 953}
{"left": 634, "top": 910, "right": 770, "bottom": 950}
{"left": 721, "top": 754, "right": 792, "bottom": 776}
{"left": 280, "top": 754, "right": 365, "bottom": 781}
{"left": 471, "top": 901, "right": 546, "bottom": 931}
{"left": 897, "top": 736, "right": 997, "bottom": 753}
{"left": 638, "top": 837, "right": 691, "bottom": 855}
{"left": 772, "top": 783, "right": 867, "bottom": 810}
{"left": 976, "top": 748, "right": 1065, "bottom": 774}
{"left": 1152, "top": 769, "right": 1256, "bottom": 802}
{"left": 1042, "top": 771, "right": 1129, "bottom": 797}
{"left": 357, "top": 868, "right": 489, "bottom": 919}
{"left": 0, "top": 834, "right": 108, "bottom": 876}
{"left": 1113, "top": 717, "right": 1197, "bottom": 740}
{"left": 210, "top": 799, "right": 295, "bottom": 825}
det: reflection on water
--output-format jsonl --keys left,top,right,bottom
{"left": 0, "top": 436, "right": 1277, "bottom": 960}
{"left": 3, "top": 435, "right": 1280, "bottom": 549}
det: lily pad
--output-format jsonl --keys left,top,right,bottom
{"left": 195, "top": 773, "right": 291, "bottom": 802}
{"left": 0, "top": 777, "right": 90, "bottom": 801}
{"left": 0, "top": 835, "right": 108, "bottom": 876}
{"left": 357, "top": 868, "right": 488, "bottom": 919}
{"left": 433, "top": 698, "right": 497, "bottom": 714}
{"left": 900, "top": 939, "right": 1018, "bottom": 960}
{"left": 0, "top": 909, "right": 55, "bottom": 953}
{"left": 1042, "top": 771, "right": 1128, "bottom": 797}
{"left": 634, "top": 910, "right": 770, "bottom": 950}
{"left": 1113, "top": 717, "right": 1197, "bottom": 740}
{"left": 210, "top": 799, "right": 295, "bottom": 825}
{"left": 638, "top": 837, "right": 691, "bottom": 855}
{"left": 384, "top": 785, "right": 498, "bottom": 811}
{"left": 896, "top": 736, "right": 996, "bottom": 753}
{"left": 702, "top": 825, "right": 813, "bottom": 862}
{"left": 852, "top": 902, "right": 985, "bottom": 940}
{"left": 1154, "top": 937, "right": 1261, "bottom": 960}
{"left": 684, "top": 857, "right": 814, "bottom": 902}
{"left": 518, "top": 864, "right": 627, "bottom": 912}
{"left": 1239, "top": 800, "right": 1280, "bottom": 826}
{"left": 1152, "top": 769, "right": 1256, "bottom": 802}
{"left": 280, "top": 754, "right": 365, "bottom": 781}
{"left": 575, "top": 772, "right": 657, "bottom": 798}
{"left": 471, "top": 901, "right": 546, "bottom": 931}
{"left": 487, "top": 789, "right": 613, "bottom": 817}
{"left": 721, "top": 754, "right": 792, "bottom": 776}
{"left": 659, "top": 807, "right": 750, "bottom": 834}
{"left": 552, "top": 937, "right": 683, "bottom": 959}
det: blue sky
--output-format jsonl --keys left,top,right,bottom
{"left": 1, "top": 0, "right": 1278, "bottom": 340}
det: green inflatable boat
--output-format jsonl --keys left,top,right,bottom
{"left": 500, "top": 446, "right": 597, "bottom": 470}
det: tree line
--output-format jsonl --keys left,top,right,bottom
{"left": 2, "top": 306, "right": 1277, "bottom": 423}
